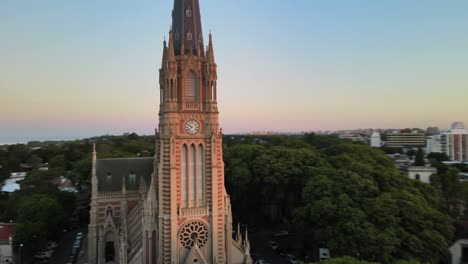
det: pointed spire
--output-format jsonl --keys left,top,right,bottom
{"left": 172, "top": 0, "right": 204, "bottom": 55}
{"left": 244, "top": 227, "right": 250, "bottom": 249}
{"left": 207, "top": 32, "right": 215, "bottom": 64}
{"left": 244, "top": 227, "right": 248, "bottom": 242}
{"left": 161, "top": 38, "right": 168, "bottom": 67}
{"left": 91, "top": 143, "right": 98, "bottom": 199}
{"left": 180, "top": 37, "right": 185, "bottom": 55}
{"left": 167, "top": 30, "right": 176, "bottom": 61}
{"left": 92, "top": 143, "right": 97, "bottom": 161}
{"left": 139, "top": 176, "right": 148, "bottom": 198}
{"left": 236, "top": 223, "right": 242, "bottom": 245}
{"left": 122, "top": 175, "right": 127, "bottom": 196}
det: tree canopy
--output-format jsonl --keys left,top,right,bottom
{"left": 224, "top": 134, "right": 453, "bottom": 263}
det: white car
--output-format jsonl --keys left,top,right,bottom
{"left": 319, "top": 248, "right": 331, "bottom": 260}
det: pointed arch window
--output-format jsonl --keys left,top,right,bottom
{"left": 106, "top": 172, "right": 112, "bottom": 183}
{"left": 197, "top": 144, "right": 204, "bottom": 205}
{"left": 106, "top": 206, "right": 113, "bottom": 217}
{"left": 211, "top": 81, "right": 216, "bottom": 101}
{"left": 190, "top": 144, "right": 196, "bottom": 204}
{"left": 129, "top": 172, "right": 136, "bottom": 186}
{"left": 185, "top": 71, "right": 199, "bottom": 102}
{"left": 182, "top": 145, "right": 188, "bottom": 206}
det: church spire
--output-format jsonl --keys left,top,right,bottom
{"left": 161, "top": 37, "right": 167, "bottom": 67}
{"left": 207, "top": 32, "right": 215, "bottom": 64}
{"left": 91, "top": 143, "right": 98, "bottom": 199}
{"left": 172, "top": 0, "right": 204, "bottom": 55}
{"left": 167, "top": 30, "right": 176, "bottom": 62}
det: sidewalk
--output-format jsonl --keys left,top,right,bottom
{"left": 75, "top": 234, "right": 88, "bottom": 264}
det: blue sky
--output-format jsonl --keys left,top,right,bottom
{"left": 1, "top": 0, "right": 468, "bottom": 140}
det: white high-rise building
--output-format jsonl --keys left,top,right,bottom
{"left": 370, "top": 132, "right": 381, "bottom": 147}
{"left": 426, "top": 135, "right": 443, "bottom": 154}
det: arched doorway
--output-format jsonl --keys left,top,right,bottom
{"left": 104, "top": 232, "right": 116, "bottom": 263}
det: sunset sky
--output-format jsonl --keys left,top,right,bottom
{"left": 1, "top": 0, "right": 468, "bottom": 141}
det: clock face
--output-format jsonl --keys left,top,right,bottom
{"left": 184, "top": 120, "right": 200, "bottom": 134}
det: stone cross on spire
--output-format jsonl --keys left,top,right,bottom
{"left": 172, "top": 0, "right": 204, "bottom": 55}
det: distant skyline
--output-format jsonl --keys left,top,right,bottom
{"left": 1, "top": 0, "right": 468, "bottom": 140}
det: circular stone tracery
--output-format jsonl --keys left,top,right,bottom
{"left": 179, "top": 221, "right": 209, "bottom": 250}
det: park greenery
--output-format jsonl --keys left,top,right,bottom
{"left": 0, "top": 132, "right": 467, "bottom": 263}
{"left": 224, "top": 134, "right": 456, "bottom": 263}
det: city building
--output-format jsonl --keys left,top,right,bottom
{"left": 338, "top": 132, "right": 366, "bottom": 143}
{"left": 0, "top": 223, "right": 14, "bottom": 264}
{"left": 442, "top": 122, "right": 468, "bottom": 162}
{"left": 370, "top": 132, "right": 381, "bottom": 147}
{"left": 87, "top": 1, "right": 252, "bottom": 263}
{"left": 426, "top": 126, "right": 440, "bottom": 136}
{"left": 407, "top": 166, "right": 437, "bottom": 184}
{"left": 385, "top": 130, "right": 426, "bottom": 149}
{"left": 426, "top": 134, "right": 443, "bottom": 154}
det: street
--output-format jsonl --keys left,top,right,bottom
{"left": 49, "top": 228, "right": 86, "bottom": 264}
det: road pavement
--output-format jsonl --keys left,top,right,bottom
{"left": 49, "top": 228, "right": 86, "bottom": 264}
{"left": 249, "top": 231, "right": 289, "bottom": 264}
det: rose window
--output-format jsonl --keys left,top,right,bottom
{"left": 179, "top": 221, "right": 209, "bottom": 249}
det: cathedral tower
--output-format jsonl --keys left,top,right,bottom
{"left": 88, "top": 1, "right": 251, "bottom": 263}
{"left": 143, "top": 0, "right": 250, "bottom": 263}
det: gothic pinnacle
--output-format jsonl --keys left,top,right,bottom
{"left": 92, "top": 143, "right": 97, "bottom": 161}
{"left": 207, "top": 32, "right": 215, "bottom": 64}
{"left": 161, "top": 38, "right": 168, "bottom": 67}
{"left": 168, "top": 30, "right": 176, "bottom": 61}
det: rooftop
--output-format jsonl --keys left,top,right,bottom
{"left": 0, "top": 224, "right": 14, "bottom": 241}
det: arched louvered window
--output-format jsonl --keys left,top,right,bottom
{"left": 185, "top": 71, "right": 198, "bottom": 102}
{"left": 197, "top": 144, "right": 204, "bottom": 205}
{"left": 182, "top": 145, "right": 188, "bottom": 206}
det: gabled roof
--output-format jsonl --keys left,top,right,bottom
{"left": 96, "top": 157, "right": 154, "bottom": 193}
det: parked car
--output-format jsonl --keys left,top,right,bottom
{"left": 268, "top": 240, "right": 279, "bottom": 251}
{"left": 276, "top": 248, "right": 287, "bottom": 258}
{"left": 319, "top": 248, "right": 331, "bottom": 260}
{"left": 33, "top": 256, "right": 49, "bottom": 263}
{"left": 34, "top": 250, "right": 53, "bottom": 259}
{"left": 287, "top": 254, "right": 298, "bottom": 264}
{"left": 47, "top": 241, "right": 58, "bottom": 250}
{"left": 273, "top": 230, "right": 289, "bottom": 237}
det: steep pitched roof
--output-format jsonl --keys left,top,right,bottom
{"left": 96, "top": 157, "right": 154, "bottom": 192}
{"left": 172, "top": 0, "right": 204, "bottom": 55}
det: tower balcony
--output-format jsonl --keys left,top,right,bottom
{"left": 184, "top": 102, "right": 200, "bottom": 110}
{"left": 180, "top": 207, "right": 208, "bottom": 217}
